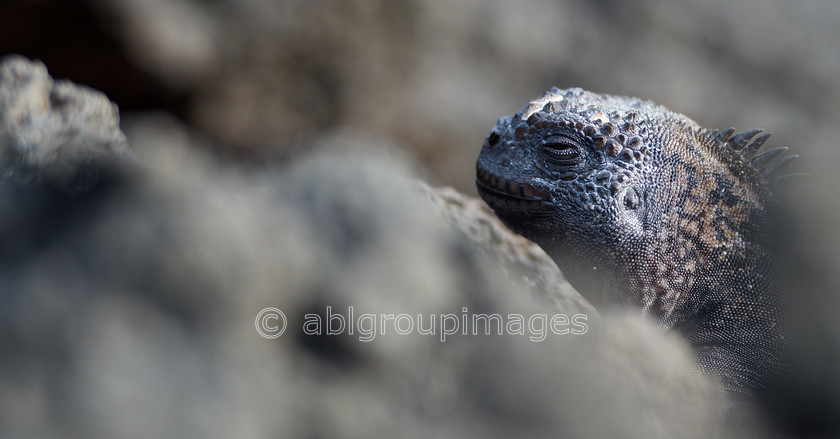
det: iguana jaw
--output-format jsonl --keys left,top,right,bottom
{"left": 475, "top": 163, "right": 553, "bottom": 213}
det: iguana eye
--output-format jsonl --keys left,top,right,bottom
{"left": 542, "top": 135, "right": 581, "bottom": 165}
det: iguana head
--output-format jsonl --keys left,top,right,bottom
{"left": 476, "top": 88, "right": 791, "bottom": 313}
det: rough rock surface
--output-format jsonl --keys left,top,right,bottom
{"left": 422, "top": 183, "right": 595, "bottom": 316}
{"left": 0, "top": 55, "right": 130, "bottom": 192}
{"left": 0, "top": 56, "right": 741, "bottom": 438}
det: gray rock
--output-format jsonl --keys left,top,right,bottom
{"left": 63, "top": 0, "right": 837, "bottom": 197}
{"left": 0, "top": 58, "right": 748, "bottom": 438}
{"left": 421, "top": 183, "right": 596, "bottom": 316}
{"left": 0, "top": 55, "right": 130, "bottom": 192}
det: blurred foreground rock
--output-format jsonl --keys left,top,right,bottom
{"left": 0, "top": 56, "right": 746, "bottom": 438}
{"left": 422, "top": 184, "right": 595, "bottom": 315}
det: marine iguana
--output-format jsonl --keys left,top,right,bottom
{"left": 476, "top": 87, "right": 795, "bottom": 399}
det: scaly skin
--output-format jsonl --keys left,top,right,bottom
{"left": 476, "top": 88, "right": 794, "bottom": 399}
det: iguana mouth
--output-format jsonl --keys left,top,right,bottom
{"left": 476, "top": 165, "right": 552, "bottom": 212}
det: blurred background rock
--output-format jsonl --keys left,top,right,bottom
{"left": 4, "top": 0, "right": 839, "bottom": 193}
{"left": 3, "top": 0, "right": 840, "bottom": 437}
